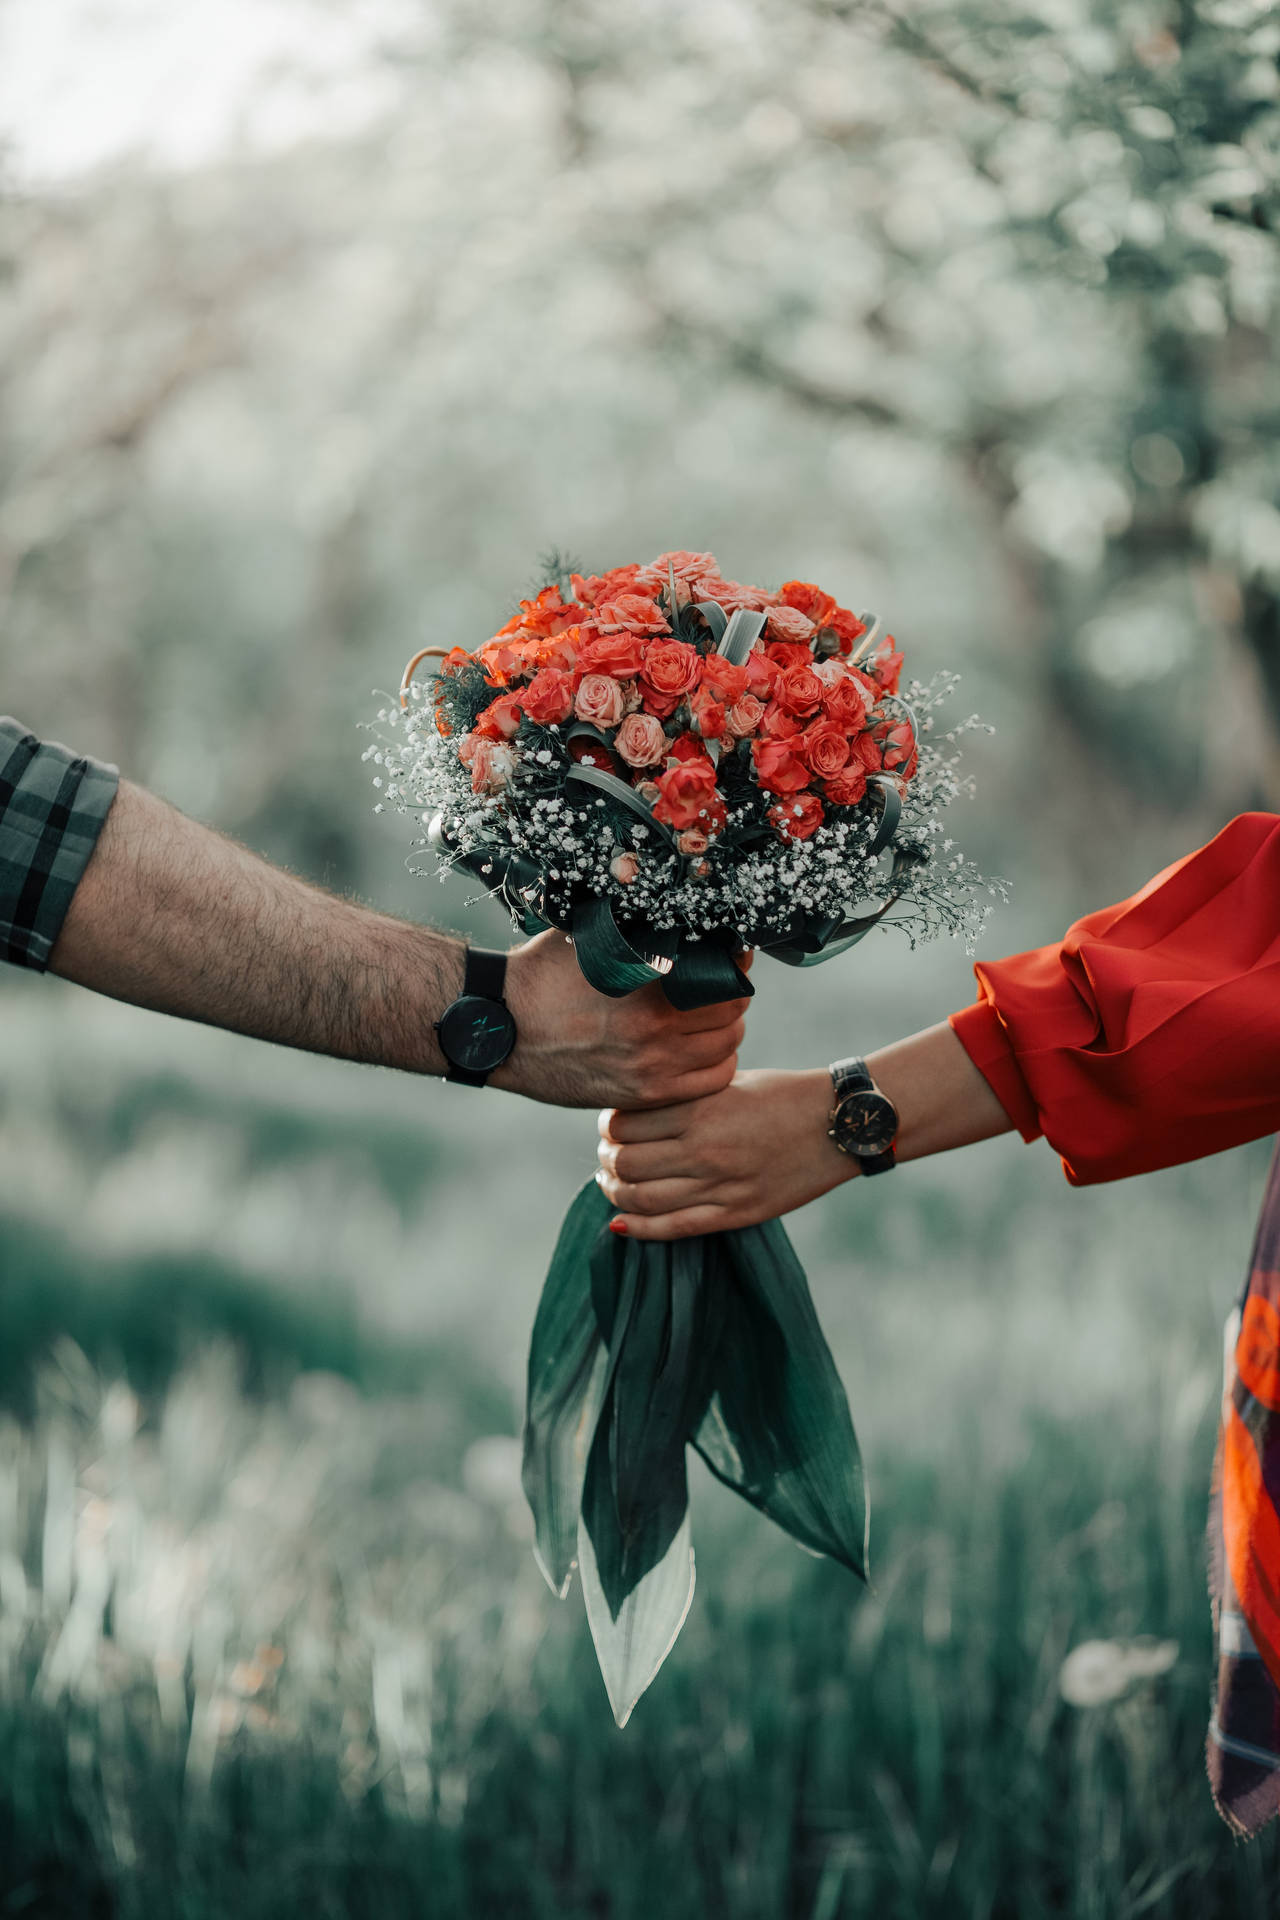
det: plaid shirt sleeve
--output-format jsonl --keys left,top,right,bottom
{"left": 0, "top": 717, "right": 119, "bottom": 972}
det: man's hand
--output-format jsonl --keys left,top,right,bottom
{"left": 499, "top": 930, "right": 748, "bottom": 1109}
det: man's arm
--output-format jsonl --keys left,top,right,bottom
{"left": 47, "top": 777, "right": 746, "bottom": 1109}
{"left": 594, "top": 1024, "right": 1010, "bottom": 1237}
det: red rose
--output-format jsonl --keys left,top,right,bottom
{"left": 595, "top": 593, "right": 670, "bottom": 636}
{"left": 667, "top": 731, "right": 714, "bottom": 767}
{"left": 779, "top": 580, "right": 839, "bottom": 628}
{"left": 875, "top": 718, "right": 917, "bottom": 778}
{"left": 690, "top": 686, "right": 728, "bottom": 739}
{"left": 766, "top": 642, "right": 815, "bottom": 673}
{"left": 775, "top": 666, "right": 826, "bottom": 719}
{"left": 821, "top": 675, "right": 869, "bottom": 730}
{"left": 641, "top": 638, "right": 702, "bottom": 707}
{"left": 798, "top": 721, "right": 850, "bottom": 780}
{"left": 868, "top": 637, "right": 904, "bottom": 694}
{"left": 758, "top": 702, "right": 802, "bottom": 740}
{"left": 752, "top": 737, "right": 811, "bottom": 796}
{"left": 474, "top": 691, "right": 524, "bottom": 740}
{"left": 521, "top": 668, "right": 575, "bottom": 726}
{"left": 829, "top": 607, "right": 866, "bottom": 654}
{"left": 653, "top": 759, "right": 724, "bottom": 833}
{"left": 823, "top": 765, "right": 868, "bottom": 807}
{"left": 745, "top": 650, "right": 780, "bottom": 698}
{"left": 576, "top": 630, "right": 647, "bottom": 678}
{"left": 769, "top": 792, "right": 825, "bottom": 841}
{"left": 698, "top": 654, "right": 749, "bottom": 705}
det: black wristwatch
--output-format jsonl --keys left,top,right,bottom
{"left": 435, "top": 947, "right": 517, "bottom": 1088}
{"left": 827, "top": 1056, "right": 898, "bottom": 1174}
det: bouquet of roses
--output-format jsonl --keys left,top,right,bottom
{"left": 376, "top": 549, "right": 993, "bottom": 1723}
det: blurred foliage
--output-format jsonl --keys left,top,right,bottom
{"left": 4, "top": 2, "right": 1280, "bottom": 1907}
{"left": 2, "top": 0, "right": 1279, "bottom": 905}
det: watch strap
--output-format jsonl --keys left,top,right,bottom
{"left": 828, "top": 1054, "right": 898, "bottom": 1174}
{"left": 464, "top": 945, "right": 507, "bottom": 1003}
{"left": 444, "top": 947, "right": 511, "bottom": 1087}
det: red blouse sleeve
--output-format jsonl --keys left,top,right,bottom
{"left": 948, "top": 812, "right": 1280, "bottom": 1185}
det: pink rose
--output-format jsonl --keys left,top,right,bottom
{"left": 595, "top": 593, "right": 671, "bottom": 636}
{"left": 676, "top": 827, "right": 711, "bottom": 855}
{"left": 692, "top": 575, "right": 775, "bottom": 614}
{"left": 615, "top": 712, "right": 668, "bottom": 768}
{"left": 574, "top": 674, "right": 626, "bottom": 728}
{"left": 635, "top": 550, "right": 719, "bottom": 592}
{"left": 609, "top": 850, "right": 640, "bottom": 884}
{"left": 461, "top": 736, "right": 516, "bottom": 794}
{"left": 634, "top": 779, "right": 661, "bottom": 805}
{"left": 725, "top": 693, "right": 766, "bottom": 739}
{"left": 766, "top": 605, "right": 817, "bottom": 645}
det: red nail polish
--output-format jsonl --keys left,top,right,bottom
{"left": 609, "top": 1219, "right": 629, "bottom": 1236}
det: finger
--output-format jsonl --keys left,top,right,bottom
{"left": 600, "top": 1102, "right": 694, "bottom": 1144}
{"left": 670, "top": 1019, "right": 746, "bottom": 1069}
{"left": 657, "top": 1059, "right": 737, "bottom": 1103}
{"left": 596, "top": 1170, "right": 706, "bottom": 1215}
{"left": 672, "top": 996, "right": 753, "bottom": 1033}
{"left": 610, "top": 1205, "right": 729, "bottom": 1243}
{"left": 597, "top": 1135, "right": 708, "bottom": 1182}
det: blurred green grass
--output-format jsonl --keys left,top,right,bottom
{"left": 0, "top": 985, "right": 1278, "bottom": 1915}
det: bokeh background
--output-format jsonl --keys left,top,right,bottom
{"left": 3, "top": 1, "right": 1280, "bottom": 1912}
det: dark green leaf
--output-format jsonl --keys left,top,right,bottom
{"left": 521, "top": 1180, "right": 612, "bottom": 1595}
{"left": 692, "top": 1219, "right": 868, "bottom": 1581}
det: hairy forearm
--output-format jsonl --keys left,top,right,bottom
{"left": 49, "top": 779, "right": 461, "bottom": 1073}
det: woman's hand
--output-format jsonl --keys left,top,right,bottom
{"left": 596, "top": 1068, "right": 858, "bottom": 1240}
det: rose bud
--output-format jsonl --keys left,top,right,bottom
{"left": 609, "top": 850, "right": 640, "bottom": 884}
{"left": 676, "top": 828, "right": 711, "bottom": 856}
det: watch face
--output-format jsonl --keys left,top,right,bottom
{"left": 438, "top": 996, "right": 517, "bottom": 1074}
{"left": 832, "top": 1089, "right": 898, "bottom": 1156}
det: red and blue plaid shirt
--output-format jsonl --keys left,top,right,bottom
{"left": 0, "top": 717, "right": 118, "bottom": 971}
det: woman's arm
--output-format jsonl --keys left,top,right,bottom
{"left": 595, "top": 1025, "right": 1011, "bottom": 1239}
{"left": 598, "top": 811, "right": 1280, "bottom": 1236}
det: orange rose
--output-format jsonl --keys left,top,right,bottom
{"left": 474, "top": 691, "right": 524, "bottom": 740}
{"left": 766, "top": 642, "right": 815, "bottom": 673}
{"left": 851, "top": 730, "right": 884, "bottom": 771}
{"left": 570, "top": 566, "right": 642, "bottom": 607}
{"left": 641, "top": 638, "right": 703, "bottom": 709}
{"left": 576, "top": 630, "right": 647, "bottom": 678}
{"left": 1238, "top": 1295, "right": 1280, "bottom": 1411}
{"left": 758, "top": 702, "right": 801, "bottom": 740}
{"left": 745, "top": 650, "right": 780, "bottom": 698}
{"left": 769, "top": 792, "right": 825, "bottom": 840}
{"left": 875, "top": 718, "right": 916, "bottom": 776}
{"left": 752, "top": 737, "right": 810, "bottom": 796}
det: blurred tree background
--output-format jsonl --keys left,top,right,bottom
{"left": 3, "top": 1, "right": 1280, "bottom": 1913}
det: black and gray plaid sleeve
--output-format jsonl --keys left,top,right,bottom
{"left": 0, "top": 717, "right": 119, "bottom": 971}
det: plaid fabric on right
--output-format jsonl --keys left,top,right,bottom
{"left": 1208, "top": 1142, "right": 1280, "bottom": 1836}
{"left": 0, "top": 717, "right": 119, "bottom": 971}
